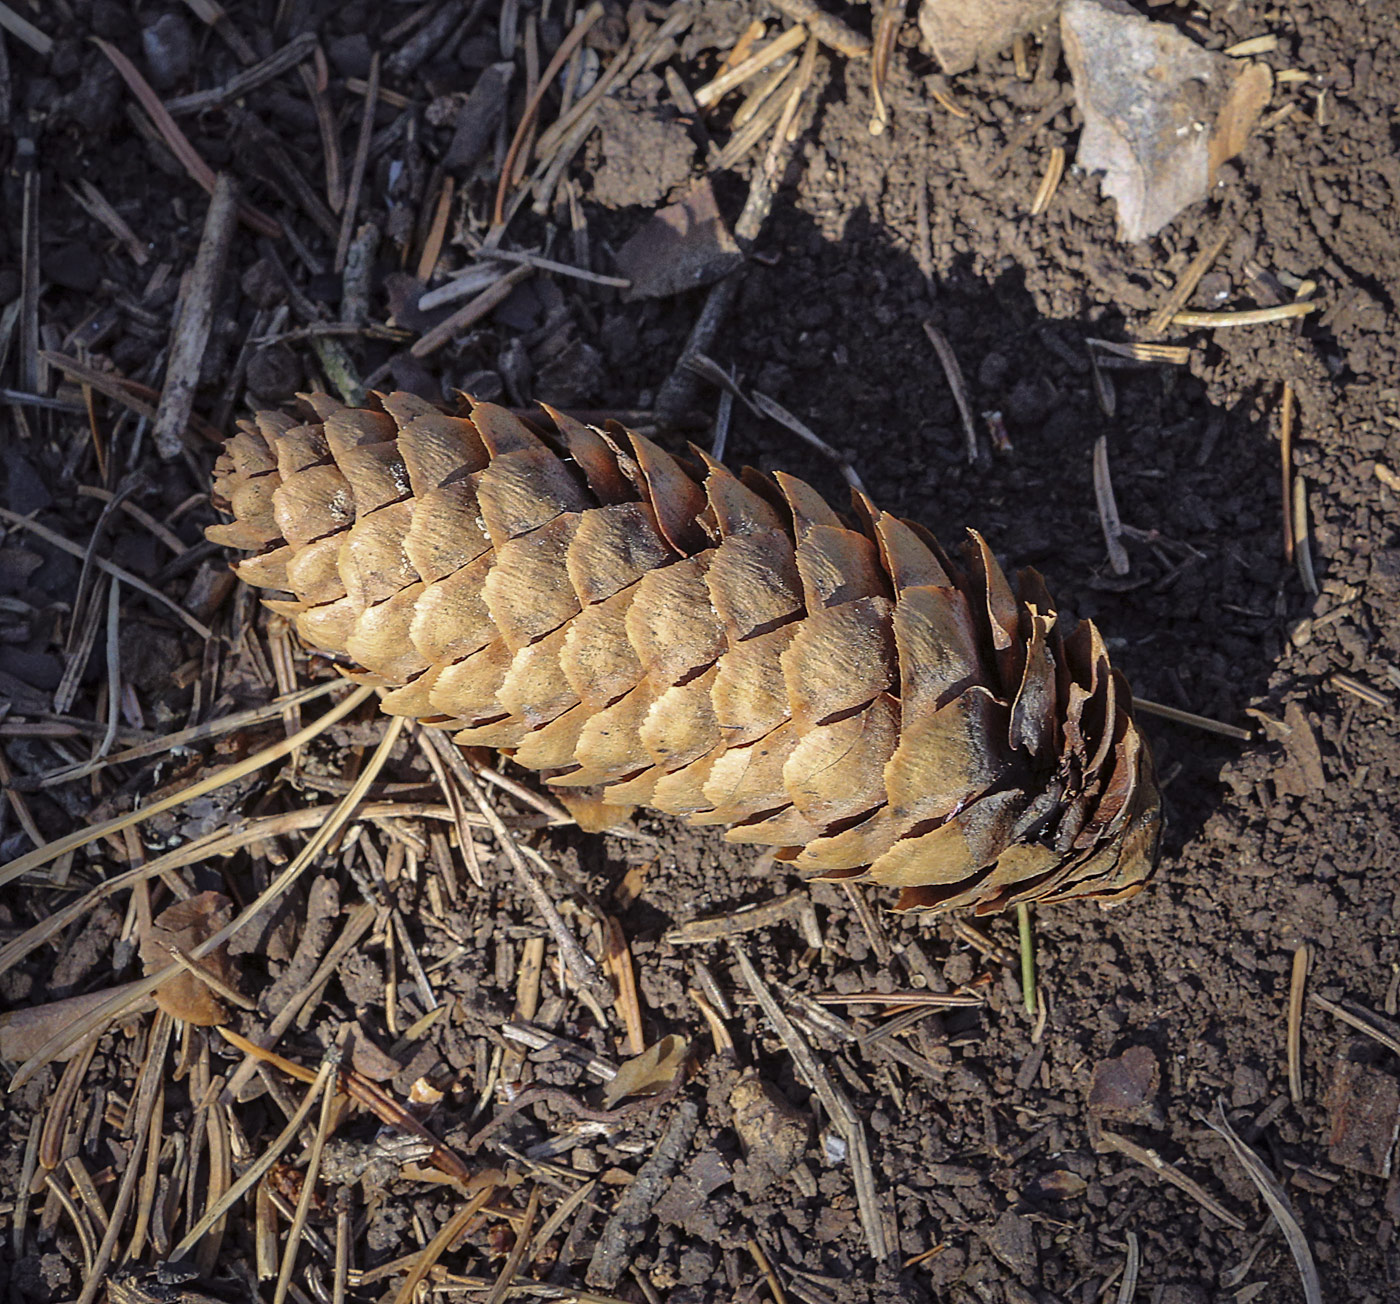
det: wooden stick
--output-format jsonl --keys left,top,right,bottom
{"left": 154, "top": 173, "right": 240, "bottom": 459}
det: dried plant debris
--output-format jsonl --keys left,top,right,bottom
{"left": 208, "top": 394, "right": 1161, "bottom": 915}
{"left": 1325, "top": 1059, "right": 1400, "bottom": 1177}
{"left": 614, "top": 178, "right": 744, "bottom": 300}
{"left": 1062, "top": 0, "right": 1273, "bottom": 241}
{"left": 917, "top": 0, "right": 1061, "bottom": 76}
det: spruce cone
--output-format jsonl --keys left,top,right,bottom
{"left": 207, "top": 393, "right": 1160, "bottom": 914}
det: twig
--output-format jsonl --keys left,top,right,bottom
{"left": 1288, "top": 944, "right": 1309, "bottom": 1105}
{"left": 334, "top": 51, "right": 378, "bottom": 273}
{"left": 770, "top": 0, "right": 870, "bottom": 58}
{"left": 411, "top": 264, "right": 534, "bottom": 357}
{"left": 923, "top": 322, "right": 982, "bottom": 465}
{"left": 154, "top": 173, "right": 240, "bottom": 459}
{"left": 165, "top": 30, "right": 316, "bottom": 114}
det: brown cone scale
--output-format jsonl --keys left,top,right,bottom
{"left": 208, "top": 393, "right": 1161, "bottom": 914}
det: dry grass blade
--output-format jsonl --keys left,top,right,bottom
{"left": 1131, "top": 696, "right": 1253, "bottom": 741}
{"left": 1294, "top": 474, "right": 1319, "bottom": 596}
{"left": 1288, "top": 943, "right": 1310, "bottom": 1104}
{"left": 1096, "top": 1128, "right": 1246, "bottom": 1230}
{"left": 91, "top": 38, "right": 279, "bottom": 238}
{"left": 1116, "top": 1231, "right": 1141, "bottom": 1304}
{"left": 272, "top": 1037, "right": 343, "bottom": 1304}
{"left": 695, "top": 25, "right": 808, "bottom": 109}
{"left": 1030, "top": 146, "right": 1065, "bottom": 215}
{"left": 1093, "top": 436, "right": 1131, "bottom": 575}
{"left": 1331, "top": 673, "right": 1393, "bottom": 710}
{"left": 1172, "top": 302, "right": 1319, "bottom": 328}
{"left": 732, "top": 943, "right": 889, "bottom": 1259}
{"left": 169, "top": 1048, "right": 339, "bottom": 1263}
{"left": 1204, "top": 1102, "right": 1322, "bottom": 1304}
{"left": 921, "top": 322, "right": 982, "bottom": 465}
{"left": 1146, "top": 230, "right": 1229, "bottom": 336}
{"left": 0, "top": 2, "right": 52, "bottom": 54}
{"left": 72, "top": 1012, "right": 173, "bottom": 1304}
{"left": 479, "top": 246, "right": 631, "bottom": 288}
{"left": 0, "top": 505, "right": 213, "bottom": 640}
{"left": 1310, "top": 993, "right": 1400, "bottom": 1058}
{"left": 751, "top": 389, "right": 865, "bottom": 491}
{"left": 66, "top": 179, "right": 149, "bottom": 265}
{"left": 390, "top": 1189, "right": 496, "bottom": 1304}
{"left": 0, "top": 685, "right": 372, "bottom": 888}
{"left": 603, "top": 917, "right": 646, "bottom": 1057}
{"left": 1086, "top": 338, "right": 1191, "bottom": 365}
{"left": 484, "top": 1183, "right": 541, "bottom": 1304}
{"left": 423, "top": 730, "right": 607, "bottom": 1003}
{"left": 868, "top": 0, "right": 901, "bottom": 135}
{"left": 8, "top": 706, "right": 395, "bottom": 1088}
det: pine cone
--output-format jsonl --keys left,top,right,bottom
{"left": 207, "top": 393, "right": 1160, "bottom": 914}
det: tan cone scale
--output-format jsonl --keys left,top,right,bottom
{"left": 208, "top": 392, "right": 1161, "bottom": 914}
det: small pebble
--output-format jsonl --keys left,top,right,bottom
{"left": 142, "top": 13, "right": 195, "bottom": 90}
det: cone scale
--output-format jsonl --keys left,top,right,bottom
{"left": 208, "top": 393, "right": 1161, "bottom": 915}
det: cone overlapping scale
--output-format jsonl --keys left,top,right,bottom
{"left": 208, "top": 393, "right": 1161, "bottom": 914}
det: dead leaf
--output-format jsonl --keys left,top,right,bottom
{"left": 1063, "top": 0, "right": 1272, "bottom": 241}
{"left": 614, "top": 180, "right": 743, "bottom": 300}
{"left": 139, "top": 890, "right": 239, "bottom": 1026}
{"left": 602, "top": 1034, "right": 689, "bottom": 1107}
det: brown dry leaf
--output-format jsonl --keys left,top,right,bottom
{"left": 0, "top": 983, "right": 155, "bottom": 1062}
{"left": 139, "top": 890, "right": 239, "bottom": 1026}
{"left": 1063, "top": 0, "right": 1272, "bottom": 241}
{"left": 602, "top": 1034, "right": 689, "bottom": 1107}
{"left": 614, "top": 179, "right": 743, "bottom": 300}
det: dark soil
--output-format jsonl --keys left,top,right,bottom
{"left": 3, "top": 2, "right": 1400, "bottom": 1303}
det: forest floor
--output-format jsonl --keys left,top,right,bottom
{"left": 2, "top": 1, "right": 1399, "bottom": 1302}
